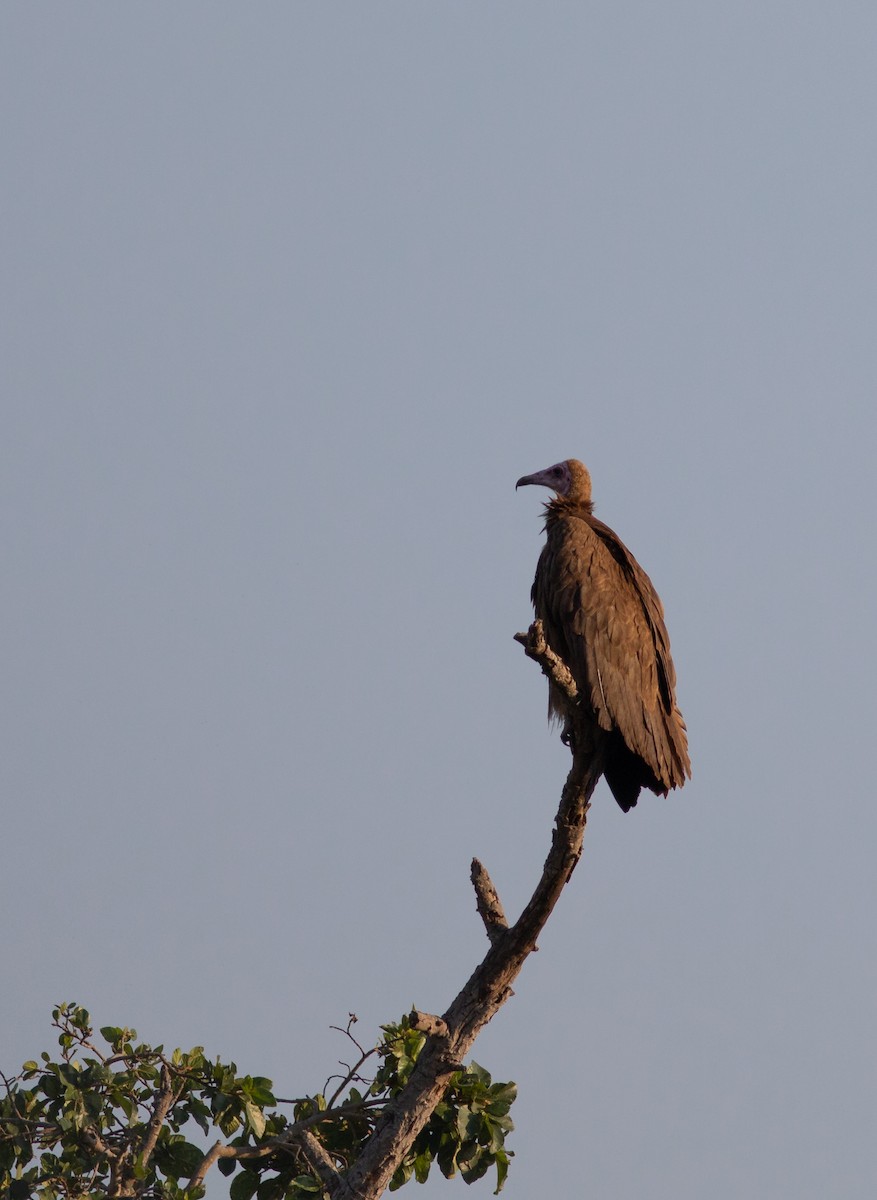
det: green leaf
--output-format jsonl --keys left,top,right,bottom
{"left": 229, "top": 1170, "right": 260, "bottom": 1200}
{"left": 436, "top": 1138, "right": 459, "bottom": 1180}
{"left": 243, "top": 1098, "right": 266, "bottom": 1139}
{"left": 486, "top": 1082, "right": 517, "bottom": 1114}
{"left": 167, "top": 1139, "right": 206, "bottom": 1178}
{"left": 256, "top": 1176, "right": 287, "bottom": 1200}
{"left": 488, "top": 1110, "right": 514, "bottom": 1137}
{"left": 218, "top": 1111, "right": 242, "bottom": 1136}
{"left": 493, "top": 1147, "right": 511, "bottom": 1194}
{"left": 460, "top": 1146, "right": 490, "bottom": 1184}
{"left": 248, "top": 1079, "right": 276, "bottom": 1107}
{"left": 413, "top": 1150, "right": 432, "bottom": 1184}
{"left": 455, "top": 1105, "right": 479, "bottom": 1142}
{"left": 466, "top": 1061, "right": 491, "bottom": 1085}
{"left": 186, "top": 1095, "right": 212, "bottom": 1135}
{"left": 291, "top": 1175, "right": 324, "bottom": 1193}
{"left": 389, "top": 1159, "right": 414, "bottom": 1191}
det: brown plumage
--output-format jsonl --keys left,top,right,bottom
{"left": 517, "top": 458, "right": 690, "bottom": 811}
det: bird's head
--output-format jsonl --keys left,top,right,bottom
{"left": 516, "top": 459, "right": 592, "bottom": 505}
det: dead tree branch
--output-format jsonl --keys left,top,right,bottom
{"left": 470, "top": 859, "right": 508, "bottom": 945}
{"left": 330, "top": 623, "right": 602, "bottom": 1199}
{"left": 513, "top": 618, "right": 578, "bottom": 703}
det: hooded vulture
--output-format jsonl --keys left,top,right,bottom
{"left": 517, "top": 458, "right": 690, "bottom": 811}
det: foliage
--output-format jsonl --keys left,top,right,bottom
{"left": 0, "top": 1005, "right": 514, "bottom": 1199}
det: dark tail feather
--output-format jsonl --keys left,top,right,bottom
{"left": 603, "top": 733, "right": 669, "bottom": 812}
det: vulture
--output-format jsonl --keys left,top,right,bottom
{"left": 517, "top": 458, "right": 690, "bottom": 811}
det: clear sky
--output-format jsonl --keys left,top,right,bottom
{"left": 2, "top": 5, "right": 876, "bottom": 1197}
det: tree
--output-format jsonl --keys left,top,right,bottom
{"left": 2, "top": 626, "right": 597, "bottom": 1199}
{"left": 1, "top": 1005, "right": 515, "bottom": 1198}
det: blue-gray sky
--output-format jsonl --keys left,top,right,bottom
{"left": 2, "top": 5, "right": 876, "bottom": 1196}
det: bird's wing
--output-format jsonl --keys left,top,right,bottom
{"left": 536, "top": 515, "right": 689, "bottom": 787}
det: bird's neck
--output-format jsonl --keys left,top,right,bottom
{"left": 544, "top": 495, "right": 594, "bottom": 529}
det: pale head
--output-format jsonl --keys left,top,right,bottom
{"left": 516, "top": 459, "right": 592, "bottom": 504}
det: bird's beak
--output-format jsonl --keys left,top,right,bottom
{"left": 516, "top": 470, "right": 547, "bottom": 490}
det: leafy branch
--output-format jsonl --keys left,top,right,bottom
{"left": 0, "top": 1005, "right": 514, "bottom": 1200}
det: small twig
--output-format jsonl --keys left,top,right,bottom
{"left": 78, "top": 1037, "right": 109, "bottom": 1065}
{"left": 0, "top": 1068, "right": 19, "bottom": 1096}
{"left": 326, "top": 1045, "right": 380, "bottom": 1109}
{"left": 324, "top": 1014, "right": 378, "bottom": 1107}
{"left": 470, "top": 859, "right": 509, "bottom": 946}
{"left": 329, "top": 1014, "right": 367, "bottom": 1060}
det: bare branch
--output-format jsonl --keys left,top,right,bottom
{"left": 322, "top": 1014, "right": 380, "bottom": 1107}
{"left": 325, "top": 1048, "right": 381, "bottom": 1110}
{"left": 0, "top": 1068, "right": 20, "bottom": 1096}
{"left": 331, "top": 634, "right": 602, "bottom": 1199}
{"left": 328, "top": 1014, "right": 366, "bottom": 1059}
{"left": 470, "top": 859, "right": 509, "bottom": 945}
{"left": 514, "top": 620, "right": 578, "bottom": 703}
